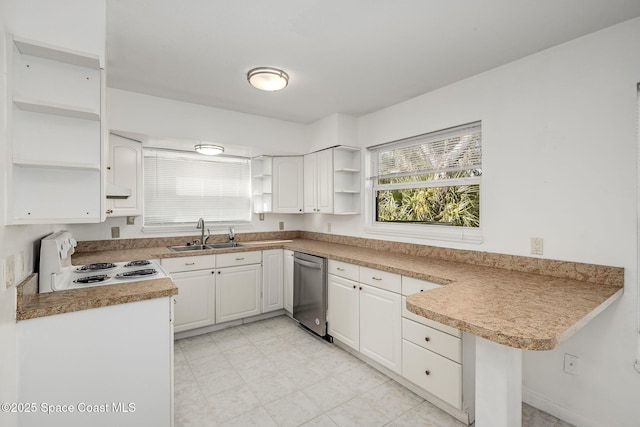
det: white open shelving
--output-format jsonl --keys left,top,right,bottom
{"left": 7, "top": 34, "right": 104, "bottom": 224}
{"left": 251, "top": 155, "right": 273, "bottom": 213}
{"left": 333, "top": 146, "right": 362, "bottom": 214}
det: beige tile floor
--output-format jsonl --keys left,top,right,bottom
{"left": 174, "top": 315, "right": 573, "bottom": 427}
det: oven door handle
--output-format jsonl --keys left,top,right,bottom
{"left": 294, "top": 258, "right": 322, "bottom": 269}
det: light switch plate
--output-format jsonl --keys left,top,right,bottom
{"left": 5, "top": 255, "right": 15, "bottom": 288}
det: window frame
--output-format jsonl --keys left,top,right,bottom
{"left": 364, "top": 122, "right": 483, "bottom": 244}
{"left": 142, "top": 147, "right": 252, "bottom": 232}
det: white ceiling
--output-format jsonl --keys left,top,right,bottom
{"left": 106, "top": 0, "right": 640, "bottom": 124}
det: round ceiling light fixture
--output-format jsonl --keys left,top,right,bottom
{"left": 195, "top": 144, "right": 224, "bottom": 156}
{"left": 247, "top": 67, "right": 289, "bottom": 91}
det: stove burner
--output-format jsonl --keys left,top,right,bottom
{"left": 75, "top": 262, "right": 116, "bottom": 272}
{"left": 73, "top": 274, "right": 110, "bottom": 284}
{"left": 123, "top": 260, "right": 151, "bottom": 268}
{"left": 115, "top": 268, "right": 158, "bottom": 279}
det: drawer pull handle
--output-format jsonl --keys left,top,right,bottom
{"left": 235, "top": 257, "right": 245, "bottom": 261}
{"left": 372, "top": 277, "right": 382, "bottom": 281}
{"left": 425, "top": 370, "right": 431, "bottom": 376}
{"left": 337, "top": 267, "right": 345, "bottom": 271}
{"left": 185, "top": 262, "right": 195, "bottom": 266}
{"left": 424, "top": 337, "right": 431, "bottom": 342}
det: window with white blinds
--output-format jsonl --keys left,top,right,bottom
{"left": 368, "top": 121, "right": 482, "bottom": 229}
{"left": 143, "top": 148, "right": 251, "bottom": 228}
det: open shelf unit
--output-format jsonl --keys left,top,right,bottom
{"left": 333, "top": 146, "right": 362, "bottom": 214}
{"left": 251, "top": 155, "right": 273, "bottom": 213}
{"left": 7, "top": 34, "right": 104, "bottom": 224}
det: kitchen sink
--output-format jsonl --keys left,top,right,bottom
{"left": 168, "top": 242, "right": 246, "bottom": 252}
{"left": 206, "top": 242, "right": 246, "bottom": 249}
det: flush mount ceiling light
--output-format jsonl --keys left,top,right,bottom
{"left": 247, "top": 67, "right": 289, "bottom": 91}
{"left": 195, "top": 144, "right": 224, "bottom": 155}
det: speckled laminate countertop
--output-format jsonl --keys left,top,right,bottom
{"left": 20, "top": 235, "right": 623, "bottom": 351}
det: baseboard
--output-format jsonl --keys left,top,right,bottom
{"left": 523, "top": 387, "right": 599, "bottom": 427}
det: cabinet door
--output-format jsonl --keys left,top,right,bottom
{"left": 262, "top": 249, "right": 284, "bottom": 313}
{"left": 273, "top": 156, "right": 303, "bottom": 213}
{"left": 170, "top": 270, "right": 216, "bottom": 332}
{"left": 359, "top": 283, "right": 402, "bottom": 374}
{"left": 327, "top": 274, "right": 359, "bottom": 351}
{"left": 316, "top": 148, "right": 334, "bottom": 213}
{"left": 106, "top": 134, "right": 142, "bottom": 216}
{"left": 216, "top": 264, "right": 261, "bottom": 323}
{"left": 303, "top": 153, "right": 317, "bottom": 213}
{"left": 283, "top": 250, "right": 294, "bottom": 314}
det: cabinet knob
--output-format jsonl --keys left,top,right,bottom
{"left": 359, "top": 286, "right": 362, "bottom": 290}
{"left": 352, "top": 285, "right": 356, "bottom": 289}
{"left": 425, "top": 370, "right": 431, "bottom": 376}
{"left": 424, "top": 336, "right": 430, "bottom": 342}
{"left": 106, "top": 166, "right": 111, "bottom": 170}
{"left": 105, "top": 209, "right": 113, "bottom": 214}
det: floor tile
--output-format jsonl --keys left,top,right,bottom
{"left": 187, "top": 351, "right": 232, "bottom": 378}
{"left": 218, "top": 406, "right": 278, "bottom": 427}
{"left": 205, "top": 384, "right": 261, "bottom": 423}
{"left": 326, "top": 396, "right": 390, "bottom": 427}
{"left": 198, "top": 369, "right": 246, "bottom": 399}
{"left": 300, "top": 414, "right": 339, "bottom": 426}
{"left": 246, "top": 371, "right": 299, "bottom": 404}
{"left": 303, "top": 376, "right": 357, "bottom": 411}
{"left": 266, "top": 390, "right": 323, "bottom": 427}
{"left": 361, "top": 380, "right": 423, "bottom": 419}
{"left": 332, "top": 361, "right": 390, "bottom": 394}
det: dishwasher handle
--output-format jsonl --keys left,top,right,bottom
{"left": 294, "top": 257, "right": 323, "bottom": 269}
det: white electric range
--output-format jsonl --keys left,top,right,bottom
{"left": 38, "top": 230, "right": 168, "bottom": 293}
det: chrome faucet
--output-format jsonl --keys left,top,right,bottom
{"left": 196, "top": 218, "right": 210, "bottom": 245}
{"left": 228, "top": 227, "right": 235, "bottom": 242}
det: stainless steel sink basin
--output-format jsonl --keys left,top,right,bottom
{"left": 206, "top": 242, "right": 246, "bottom": 249}
{"left": 168, "top": 242, "right": 246, "bottom": 252}
{"left": 168, "top": 244, "right": 210, "bottom": 252}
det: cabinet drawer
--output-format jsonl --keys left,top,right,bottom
{"left": 402, "top": 276, "right": 442, "bottom": 296}
{"left": 217, "top": 251, "right": 262, "bottom": 268}
{"left": 402, "top": 339, "right": 462, "bottom": 409}
{"left": 402, "top": 318, "right": 461, "bottom": 363}
{"left": 328, "top": 259, "right": 359, "bottom": 281}
{"left": 161, "top": 255, "right": 215, "bottom": 273}
{"left": 360, "top": 266, "right": 401, "bottom": 293}
{"left": 402, "top": 296, "right": 461, "bottom": 338}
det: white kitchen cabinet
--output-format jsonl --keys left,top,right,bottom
{"left": 161, "top": 255, "right": 216, "bottom": 333}
{"left": 216, "top": 264, "right": 262, "bottom": 323}
{"left": 359, "top": 283, "right": 402, "bottom": 373}
{"left": 17, "top": 298, "right": 173, "bottom": 427}
{"left": 328, "top": 274, "right": 360, "bottom": 350}
{"left": 304, "top": 146, "right": 361, "bottom": 214}
{"left": 262, "top": 249, "right": 284, "bottom": 313}
{"left": 272, "top": 156, "right": 304, "bottom": 213}
{"left": 304, "top": 149, "right": 333, "bottom": 213}
{"left": 283, "top": 249, "right": 294, "bottom": 314}
{"left": 170, "top": 269, "right": 216, "bottom": 332}
{"left": 7, "top": 35, "right": 105, "bottom": 224}
{"left": 106, "top": 133, "right": 142, "bottom": 217}
{"left": 328, "top": 261, "right": 402, "bottom": 374}
{"left": 251, "top": 155, "right": 272, "bottom": 213}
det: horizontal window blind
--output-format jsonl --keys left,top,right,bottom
{"left": 144, "top": 148, "right": 251, "bottom": 227}
{"left": 370, "top": 122, "right": 482, "bottom": 181}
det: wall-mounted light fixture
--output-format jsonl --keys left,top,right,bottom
{"left": 247, "top": 67, "right": 289, "bottom": 91}
{"left": 195, "top": 144, "right": 224, "bottom": 155}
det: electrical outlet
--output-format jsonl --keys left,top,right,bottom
{"left": 111, "top": 227, "right": 120, "bottom": 238}
{"left": 259, "top": 213, "right": 264, "bottom": 221}
{"left": 564, "top": 353, "right": 579, "bottom": 374}
{"left": 5, "top": 255, "right": 15, "bottom": 288}
{"left": 126, "top": 216, "right": 136, "bottom": 225}
{"left": 530, "top": 237, "right": 543, "bottom": 255}
{"left": 279, "top": 221, "right": 284, "bottom": 231}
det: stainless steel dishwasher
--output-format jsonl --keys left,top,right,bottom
{"left": 293, "top": 251, "right": 328, "bottom": 337}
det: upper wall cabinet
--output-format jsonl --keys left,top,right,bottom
{"left": 252, "top": 155, "right": 304, "bottom": 214}
{"left": 304, "top": 146, "right": 361, "bottom": 215}
{"left": 105, "top": 133, "right": 142, "bottom": 217}
{"left": 272, "top": 156, "right": 303, "bottom": 214}
{"left": 7, "top": 35, "right": 105, "bottom": 224}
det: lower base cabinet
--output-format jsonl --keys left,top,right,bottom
{"left": 216, "top": 264, "right": 262, "bottom": 323}
{"left": 170, "top": 269, "right": 215, "bottom": 332}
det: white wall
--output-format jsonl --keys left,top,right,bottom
{"left": 336, "top": 18, "right": 639, "bottom": 427}
{"left": 65, "top": 89, "right": 308, "bottom": 241}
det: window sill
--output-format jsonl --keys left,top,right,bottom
{"left": 364, "top": 223, "right": 483, "bottom": 244}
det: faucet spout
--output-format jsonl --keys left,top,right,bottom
{"left": 197, "top": 218, "right": 205, "bottom": 245}
{"left": 228, "top": 227, "right": 235, "bottom": 242}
